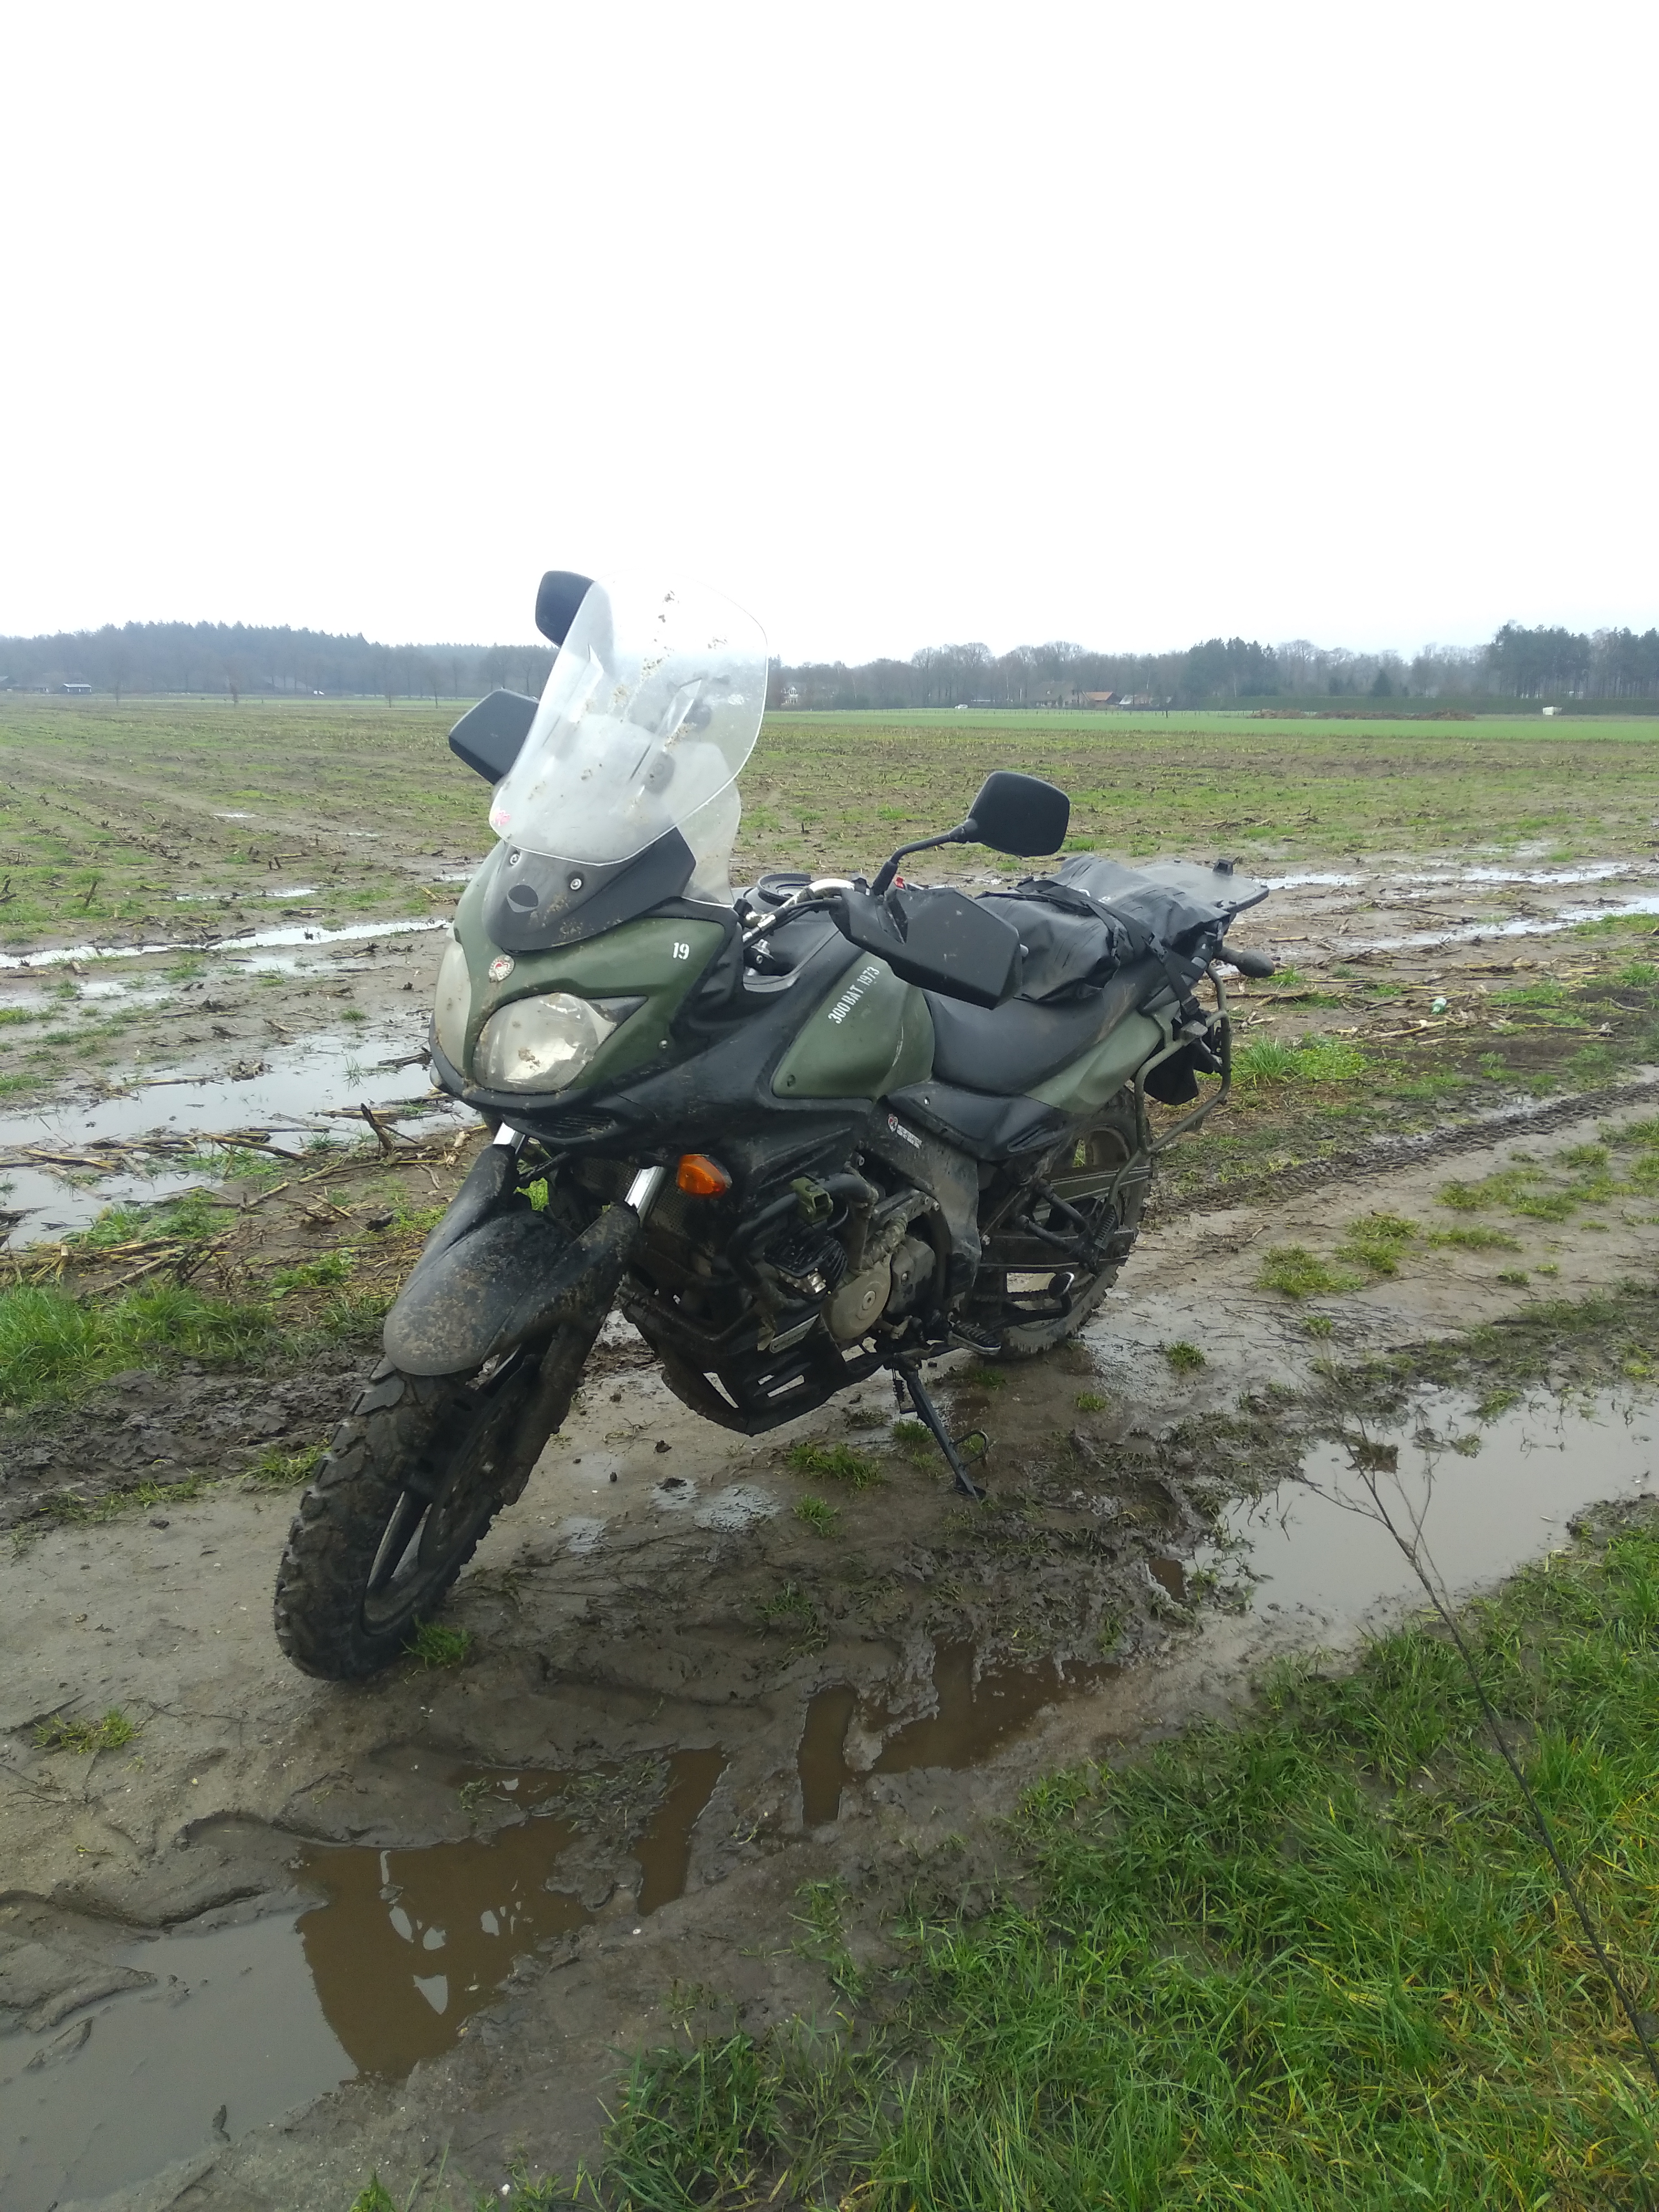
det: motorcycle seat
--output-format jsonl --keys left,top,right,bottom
{"left": 924, "top": 954, "right": 1165, "bottom": 1093}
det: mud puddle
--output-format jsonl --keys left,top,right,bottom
{"left": 0, "top": 915, "right": 447, "bottom": 973}
{"left": 0, "top": 1752, "right": 724, "bottom": 2210}
{"left": 800, "top": 1392, "right": 1657, "bottom": 1837}
{"left": 800, "top": 1642, "right": 1117, "bottom": 1827}
{"left": 1, "top": 1035, "right": 463, "bottom": 1245}
{"left": 293, "top": 1747, "right": 724, "bottom": 2075}
{"left": 1216, "top": 1387, "right": 1657, "bottom": 1632}
{"left": 0, "top": 1911, "right": 352, "bottom": 2212}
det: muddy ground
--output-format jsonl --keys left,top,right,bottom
{"left": 6, "top": 799, "right": 1659, "bottom": 2205}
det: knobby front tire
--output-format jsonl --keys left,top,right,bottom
{"left": 274, "top": 1354, "right": 537, "bottom": 1681}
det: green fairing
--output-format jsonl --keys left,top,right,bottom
{"left": 451, "top": 870, "right": 726, "bottom": 1089}
{"left": 771, "top": 953, "right": 935, "bottom": 1100}
{"left": 1029, "top": 1009, "right": 1168, "bottom": 1115}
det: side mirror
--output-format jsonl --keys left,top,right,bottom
{"left": 964, "top": 770, "right": 1070, "bottom": 857}
{"left": 449, "top": 688, "right": 538, "bottom": 782}
{"left": 534, "top": 570, "right": 595, "bottom": 646}
{"left": 833, "top": 885, "right": 1022, "bottom": 1009}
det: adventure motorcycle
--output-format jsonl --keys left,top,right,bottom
{"left": 275, "top": 572, "right": 1272, "bottom": 1679}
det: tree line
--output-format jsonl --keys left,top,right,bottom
{"left": 3, "top": 615, "right": 1656, "bottom": 712}
{"left": 771, "top": 623, "right": 1659, "bottom": 711}
{"left": 0, "top": 621, "right": 555, "bottom": 703}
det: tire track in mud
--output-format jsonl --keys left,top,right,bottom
{"left": 1153, "top": 1071, "right": 1659, "bottom": 1222}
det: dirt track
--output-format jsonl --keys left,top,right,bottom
{"left": 4, "top": 1079, "right": 1658, "bottom": 2208}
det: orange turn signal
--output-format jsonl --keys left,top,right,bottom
{"left": 676, "top": 1152, "right": 732, "bottom": 1198}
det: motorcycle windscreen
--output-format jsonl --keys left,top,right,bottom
{"left": 487, "top": 576, "right": 768, "bottom": 869}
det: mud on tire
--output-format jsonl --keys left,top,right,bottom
{"left": 273, "top": 1356, "right": 528, "bottom": 1681}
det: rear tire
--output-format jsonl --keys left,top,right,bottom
{"left": 273, "top": 1352, "right": 540, "bottom": 1681}
{"left": 985, "top": 1092, "right": 1150, "bottom": 1360}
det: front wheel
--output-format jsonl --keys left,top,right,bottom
{"left": 274, "top": 1350, "right": 543, "bottom": 1680}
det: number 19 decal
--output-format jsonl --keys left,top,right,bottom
{"left": 672, "top": 941, "right": 692, "bottom": 961}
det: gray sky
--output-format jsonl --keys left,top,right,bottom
{"left": 3, "top": 1, "right": 1653, "bottom": 664}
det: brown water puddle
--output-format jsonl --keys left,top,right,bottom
{"left": 797, "top": 1391, "right": 1659, "bottom": 1829}
{"left": 0, "top": 1751, "right": 723, "bottom": 2211}
{"left": 799, "top": 1643, "right": 1117, "bottom": 1824}
{"left": 1218, "top": 1388, "right": 1658, "bottom": 1626}
{"left": 295, "top": 1747, "right": 725, "bottom": 2075}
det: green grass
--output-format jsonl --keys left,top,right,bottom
{"left": 761, "top": 1584, "right": 827, "bottom": 1655}
{"left": 1256, "top": 1245, "right": 1360, "bottom": 1299}
{"left": 405, "top": 1621, "right": 472, "bottom": 1668}
{"left": 890, "top": 1417, "right": 936, "bottom": 1461}
{"left": 1161, "top": 1340, "right": 1206, "bottom": 1372}
{"left": 35, "top": 1707, "right": 137, "bottom": 1754}
{"left": 246, "top": 1441, "right": 325, "bottom": 1488}
{"left": 1428, "top": 1225, "right": 1525, "bottom": 1252}
{"left": 601, "top": 1514, "right": 1659, "bottom": 2206}
{"left": 0, "top": 1277, "right": 384, "bottom": 1411}
{"left": 1233, "top": 1034, "right": 1369, "bottom": 1089}
{"left": 1074, "top": 1391, "right": 1109, "bottom": 1412}
{"left": 0, "top": 1282, "right": 273, "bottom": 1406}
{"left": 1338, "top": 1211, "right": 1420, "bottom": 1276}
{"left": 68, "top": 1187, "right": 229, "bottom": 1248}
{"left": 267, "top": 1249, "right": 356, "bottom": 1293}
{"left": 786, "top": 1439, "right": 885, "bottom": 1489}
{"left": 793, "top": 1495, "right": 842, "bottom": 1538}
{"left": 33, "top": 1473, "right": 214, "bottom": 1527}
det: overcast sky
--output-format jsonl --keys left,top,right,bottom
{"left": 2, "top": 1, "right": 1653, "bottom": 664}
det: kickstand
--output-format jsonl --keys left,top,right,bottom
{"left": 893, "top": 1356, "right": 986, "bottom": 1501}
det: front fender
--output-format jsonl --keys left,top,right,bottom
{"left": 383, "top": 1164, "right": 645, "bottom": 1378}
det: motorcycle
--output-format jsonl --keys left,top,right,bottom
{"left": 275, "top": 572, "right": 1271, "bottom": 1679}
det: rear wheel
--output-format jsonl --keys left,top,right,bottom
{"left": 274, "top": 1350, "right": 544, "bottom": 1680}
{"left": 985, "top": 1092, "right": 1150, "bottom": 1360}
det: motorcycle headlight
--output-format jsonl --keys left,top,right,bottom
{"left": 432, "top": 937, "right": 471, "bottom": 1070}
{"left": 474, "top": 991, "right": 618, "bottom": 1093}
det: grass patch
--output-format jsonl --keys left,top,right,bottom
{"left": 794, "top": 1495, "right": 843, "bottom": 1539}
{"left": 1074, "top": 1391, "right": 1109, "bottom": 1412}
{"left": 603, "top": 1512, "right": 1659, "bottom": 2206}
{"left": 890, "top": 1417, "right": 935, "bottom": 1461}
{"left": 267, "top": 1249, "right": 356, "bottom": 1293}
{"left": 405, "top": 1621, "right": 472, "bottom": 1668}
{"left": 786, "top": 1439, "right": 885, "bottom": 1489}
{"left": 1338, "top": 1211, "right": 1418, "bottom": 1276}
{"left": 1234, "top": 1035, "right": 1368, "bottom": 1089}
{"left": 1162, "top": 1340, "right": 1206, "bottom": 1372}
{"left": 1257, "top": 1245, "right": 1360, "bottom": 1300}
{"left": 0, "top": 1282, "right": 273, "bottom": 1406}
{"left": 34, "top": 1473, "right": 214, "bottom": 1527}
{"left": 1439, "top": 1164, "right": 1585, "bottom": 1220}
{"left": 246, "top": 1441, "right": 324, "bottom": 1489}
{"left": 1428, "top": 1225, "right": 1525, "bottom": 1251}
{"left": 959, "top": 1364, "right": 1007, "bottom": 1391}
{"left": 757, "top": 1581, "right": 823, "bottom": 1652}
{"left": 35, "top": 1708, "right": 137, "bottom": 1754}
{"left": 69, "top": 1187, "right": 229, "bottom": 1248}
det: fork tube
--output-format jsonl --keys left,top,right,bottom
{"left": 625, "top": 1164, "right": 669, "bottom": 1219}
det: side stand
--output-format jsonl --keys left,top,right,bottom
{"left": 892, "top": 1355, "right": 986, "bottom": 1502}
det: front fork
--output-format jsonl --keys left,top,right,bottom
{"left": 482, "top": 1134, "right": 669, "bottom": 1501}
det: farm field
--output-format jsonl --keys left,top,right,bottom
{"left": 2, "top": 697, "right": 1659, "bottom": 2208}
{"left": 4, "top": 695, "right": 1659, "bottom": 948}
